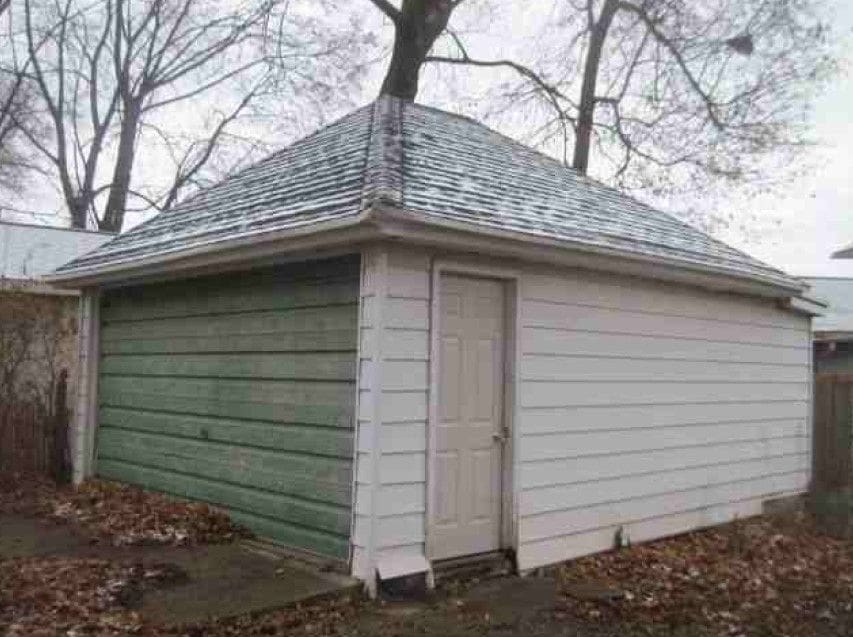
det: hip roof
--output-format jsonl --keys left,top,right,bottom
{"left": 54, "top": 96, "right": 800, "bottom": 292}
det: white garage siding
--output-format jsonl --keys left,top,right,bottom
{"left": 352, "top": 248, "right": 432, "bottom": 582}
{"left": 354, "top": 244, "right": 811, "bottom": 579}
{"left": 516, "top": 270, "right": 810, "bottom": 570}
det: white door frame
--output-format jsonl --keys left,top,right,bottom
{"left": 426, "top": 258, "right": 522, "bottom": 560}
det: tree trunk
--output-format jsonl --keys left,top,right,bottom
{"left": 380, "top": 0, "right": 454, "bottom": 101}
{"left": 572, "top": 0, "right": 619, "bottom": 174}
{"left": 101, "top": 100, "right": 141, "bottom": 232}
{"left": 68, "top": 196, "right": 90, "bottom": 229}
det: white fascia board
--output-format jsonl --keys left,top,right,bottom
{"left": 783, "top": 295, "right": 827, "bottom": 317}
{"left": 369, "top": 206, "right": 806, "bottom": 300}
{"left": 43, "top": 204, "right": 805, "bottom": 300}
{"left": 43, "top": 213, "right": 379, "bottom": 288}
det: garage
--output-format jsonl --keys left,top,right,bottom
{"left": 52, "top": 97, "right": 817, "bottom": 593}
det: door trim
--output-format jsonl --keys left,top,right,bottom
{"left": 426, "top": 259, "right": 521, "bottom": 560}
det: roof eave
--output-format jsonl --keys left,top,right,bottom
{"left": 43, "top": 211, "right": 379, "bottom": 288}
{"left": 45, "top": 204, "right": 805, "bottom": 303}
{"left": 369, "top": 205, "right": 806, "bottom": 300}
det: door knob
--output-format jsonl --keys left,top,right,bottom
{"left": 492, "top": 431, "right": 507, "bottom": 444}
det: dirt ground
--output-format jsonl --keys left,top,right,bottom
{"left": 0, "top": 511, "right": 604, "bottom": 636}
{"left": 3, "top": 473, "right": 853, "bottom": 636}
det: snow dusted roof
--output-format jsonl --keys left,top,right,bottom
{"left": 56, "top": 96, "right": 799, "bottom": 290}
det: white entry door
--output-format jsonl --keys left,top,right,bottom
{"left": 430, "top": 274, "right": 506, "bottom": 560}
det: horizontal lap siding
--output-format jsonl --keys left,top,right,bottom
{"left": 97, "top": 257, "right": 360, "bottom": 560}
{"left": 352, "top": 248, "right": 431, "bottom": 581}
{"left": 350, "top": 246, "right": 812, "bottom": 581}
{"left": 517, "top": 270, "right": 811, "bottom": 571}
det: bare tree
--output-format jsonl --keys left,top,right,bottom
{"left": 0, "top": 75, "right": 36, "bottom": 194}
{"left": 9, "top": 0, "right": 361, "bottom": 231}
{"left": 369, "top": 0, "right": 465, "bottom": 100}
{"left": 0, "top": 4, "right": 44, "bottom": 195}
{"left": 367, "top": 0, "right": 834, "bottom": 199}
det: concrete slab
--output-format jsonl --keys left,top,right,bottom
{"left": 1, "top": 513, "right": 358, "bottom": 625}
{"left": 137, "top": 544, "right": 358, "bottom": 625}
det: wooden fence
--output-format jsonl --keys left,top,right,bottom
{"left": 813, "top": 373, "right": 853, "bottom": 491}
{"left": 0, "top": 370, "right": 70, "bottom": 481}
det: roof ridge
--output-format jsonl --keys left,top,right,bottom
{"left": 361, "top": 96, "right": 405, "bottom": 209}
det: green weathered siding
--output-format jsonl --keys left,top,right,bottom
{"left": 96, "top": 256, "right": 360, "bottom": 560}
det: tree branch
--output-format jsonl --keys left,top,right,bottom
{"left": 426, "top": 31, "right": 576, "bottom": 126}
{"left": 162, "top": 82, "right": 261, "bottom": 209}
{"left": 366, "top": 0, "right": 401, "bottom": 23}
{"left": 124, "top": 187, "right": 164, "bottom": 211}
{"left": 617, "top": 0, "right": 725, "bottom": 130}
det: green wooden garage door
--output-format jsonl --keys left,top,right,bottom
{"left": 96, "top": 256, "right": 360, "bottom": 560}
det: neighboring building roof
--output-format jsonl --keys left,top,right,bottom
{"left": 1, "top": 220, "right": 113, "bottom": 282}
{"left": 833, "top": 243, "right": 853, "bottom": 259}
{"left": 54, "top": 97, "right": 800, "bottom": 291}
{"left": 804, "top": 277, "right": 853, "bottom": 336}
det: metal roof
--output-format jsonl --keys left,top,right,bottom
{"left": 55, "top": 96, "right": 800, "bottom": 290}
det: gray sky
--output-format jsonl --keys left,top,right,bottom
{"left": 421, "top": 0, "right": 853, "bottom": 279}
{"left": 3, "top": 0, "right": 852, "bottom": 278}
{"left": 717, "top": 4, "right": 853, "bottom": 278}
{"left": 148, "top": 0, "right": 853, "bottom": 279}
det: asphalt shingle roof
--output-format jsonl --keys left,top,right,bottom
{"left": 56, "top": 96, "right": 799, "bottom": 290}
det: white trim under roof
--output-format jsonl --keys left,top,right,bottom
{"left": 45, "top": 205, "right": 808, "bottom": 301}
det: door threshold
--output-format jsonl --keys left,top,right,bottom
{"left": 431, "top": 550, "right": 515, "bottom": 583}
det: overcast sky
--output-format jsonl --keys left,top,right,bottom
{"left": 134, "top": 0, "right": 853, "bottom": 279}
{"left": 3, "top": 0, "right": 852, "bottom": 278}
{"left": 716, "top": 2, "right": 853, "bottom": 278}
{"left": 408, "top": 0, "right": 853, "bottom": 279}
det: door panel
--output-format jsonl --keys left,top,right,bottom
{"left": 431, "top": 274, "right": 506, "bottom": 560}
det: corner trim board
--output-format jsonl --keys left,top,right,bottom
{"left": 366, "top": 248, "right": 389, "bottom": 597}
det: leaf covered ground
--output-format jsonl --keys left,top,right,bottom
{"left": 0, "top": 557, "right": 358, "bottom": 636}
{"left": 3, "top": 472, "right": 853, "bottom": 635}
{"left": 0, "top": 472, "right": 250, "bottom": 546}
{"left": 556, "top": 514, "right": 853, "bottom": 636}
